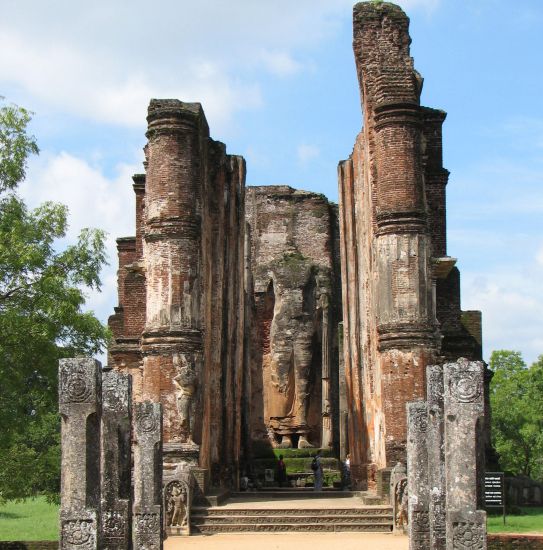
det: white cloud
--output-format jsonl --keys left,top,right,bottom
{"left": 0, "top": 0, "right": 439, "bottom": 132}
{"left": 297, "top": 143, "right": 320, "bottom": 164}
{"left": 259, "top": 51, "right": 302, "bottom": 77}
{"left": 537, "top": 245, "right": 543, "bottom": 267}
{"left": 18, "top": 151, "right": 139, "bottom": 336}
{"left": 461, "top": 246, "right": 543, "bottom": 365}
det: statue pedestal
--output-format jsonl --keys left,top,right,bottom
{"left": 163, "top": 441, "right": 200, "bottom": 468}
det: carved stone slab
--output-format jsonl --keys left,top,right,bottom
{"left": 164, "top": 479, "right": 191, "bottom": 536}
{"left": 448, "top": 511, "right": 487, "bottom": 550}
{"left": 100, "top": 369, "right": 132, "bottom": 549}
{"left": 59, "top": 358, "right": 102, "bottom": 550}
{"left": 133, "top": 401, "right": 163, "bottom": 550}
{"left": 407, "top": 401, "right": 430, "bottom": 550}
{"left": 390, "top": 462, "right": 407, "bottom": 535}
{"left": 427, "top": 365, "right": 446, "bottom": 550}
{"left": 444, "top": 359, "right": 486, "bottom": 549}
{"left": 444, "top": 359, "right": 484, "bottom": 512}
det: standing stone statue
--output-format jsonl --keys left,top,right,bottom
{"left": 164, "top": 480, "right": 191, "bottom": 536}
{"left": 390, "top": 462, "right": 408, "bottom": 535}
{"left": 172, "top": 354, "right": 197, "bottom": 445}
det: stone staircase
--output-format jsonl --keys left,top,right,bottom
{"left": 191, "top": 492, "right": 393, "bottom": 534}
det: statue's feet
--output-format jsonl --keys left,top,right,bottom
{"left": 298, "top": 436, "right": 314, "bottom": 449}
{"left": 278, "top": 435, "right": 293, "bottom": 448}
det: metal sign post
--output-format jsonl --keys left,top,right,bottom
{"left": 484, "top": 471, "right": 506, "bottom": 525}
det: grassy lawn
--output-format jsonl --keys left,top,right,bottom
{"left": 0, "top": 497, "right": 541, "bottom": 540}
{"left": 487, "top": 507, "right": 543, "bottom": 534}
{"left": 0, "top": 497, "right": 59, "bottom": 541}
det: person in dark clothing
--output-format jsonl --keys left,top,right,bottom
{"left": 277, "top": 454, "right": 287, "bottom": 486}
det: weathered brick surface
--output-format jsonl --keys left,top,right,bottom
{"left": 108, "top": 99, "right": 246, "bottom": 484}
{"left": 338, "top": 1, "right": 482, "bottom": 485}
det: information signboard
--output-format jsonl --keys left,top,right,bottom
{"left": 484, "top": 471, "right": 505, "bottom": 524}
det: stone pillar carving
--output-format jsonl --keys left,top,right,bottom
{"left": 427, "top": 365, "right": 446, "bottom": 550}
{"left": 172, "top": 354, "right": 197, "bottom": 446}
{"left": 59, "top": 358, "right": 102, "bottom": 550}
{"left": 133, "top": 401, "right": 163, "bottom": 550}
{"left": 337, "top": 322, "right": 348, "bottom": 460}
{"left": 390, "top": 462, "right": 408, "bottom": 535}
{"left": 407, "top": 401, "right": 430, "bottom": 549}
{"left": 321, "top": 293, "right": 333, "bottom": 448}
{"left": 100, "top": 369, "right": 132, "bottom": 549}
{"left": 164, "top": 477, "right": 192, "bottom": 536}
{"left": 443, "top": 359, "right": 486, "bottom": 550}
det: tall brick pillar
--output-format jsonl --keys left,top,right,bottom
{"left": 339, "top": 2, "right": 440, "bottom": 486}
{"left": 141, "top": 100, "right": 205, "bottom": 455}
{"left": 372, "top": 97, "right": 439, "bottom": 464}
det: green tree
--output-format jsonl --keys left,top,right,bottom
{"left": 489, "top": 350, "right": 543, "bottom": 480}
{"left": 0, "top": 99, "right": 109, "bottom": 502}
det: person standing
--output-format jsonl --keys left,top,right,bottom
{"left": 343, "top": 453, "right": 351, "bottom": 490}
{"left": 312, "top": 452, "right": 323, "bottom": 491}
{"left": 277, "top": 454, "right": 287, "bottom": 486}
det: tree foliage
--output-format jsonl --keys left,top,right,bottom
{"left": 0, "top": 99, "right": 109, "bottom": 502}
{"left": 0, "top": 99, "right": 39, "bottom": 193}
{"left": 489, "top": 350, "right": 543, "bottom": 480}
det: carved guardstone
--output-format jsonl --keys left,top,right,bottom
{"left": 164, "top": 478, "right": 192, "bottom": 536}
{"left": 133, "top": 401, "right": 163, "bottom": 550}
{"left": 443, "top": 359, "right": 486, "bottom": 550}
{"left": 427, "top": 365, "right": 446, "bottom": 550}
{"left": 390, "top": 462, "right": 408, "bottom": 535}
{"left": 100, "top": 369, "right": 132, "bottom": 549}
{"left": 59, "top": 358, "right": 102, "bottom": 550}
{"left": 407, "top": 401, "right": 430, "bottom": 549}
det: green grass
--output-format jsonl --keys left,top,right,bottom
{"left": 0, "top": 497, "right": 59, "bottom": 541}
{"left": 487, "top": 507, "right": 543, "bottom": 534}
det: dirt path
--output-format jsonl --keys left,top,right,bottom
{"left": 165, "top": 532, "right": 408, "bottom": 550}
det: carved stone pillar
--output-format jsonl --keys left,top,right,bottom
{"left": 133, "top": 401, "right": 163, "bottom": 550}
{"left": 427, "top": 365, "right": 446, "bottom": 550}
{"left": 59, "top": 358, "right": 102, "bottom": 550}
{"left": 407, "top": 401, "right": 430, "bottom": 549}
{"left": 443, "top": 359, "right": 487, "bottom": 550}
{"left": 337, "top": 322, "right": 348, "bottom": 460}
{"left": 100, "top": 369, "right": 132, "bottom": 549}
{"left": 321, "top": 297, "right": 333, "bottom": 448}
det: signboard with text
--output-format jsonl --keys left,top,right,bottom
{"left": 484, "top": 471, "right": 505, "bottom": 524}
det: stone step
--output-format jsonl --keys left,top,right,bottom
{"left": 229, "top": 490, "right": 356, "bottom": 498}
{"left": 192, "top": 522, "right": 393, "bottom": 534}
{"left": 192, "top": 514, "right": 393, "bottom": 525}
{"left": 192, "top": 506, "right": 392, "bottom": 517}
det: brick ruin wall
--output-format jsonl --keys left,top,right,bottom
{"left": 338, "top": 2, "right": 483, "bottom": 488}
{"left": 108, "top": 100, "right": 246, "bottom": 484}
{"left": 108, "top": 1, "right": 486, "bottom": 492}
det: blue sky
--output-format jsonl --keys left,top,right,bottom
{"left": 1, "top": 0, "right": 542, "bottom": 364}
